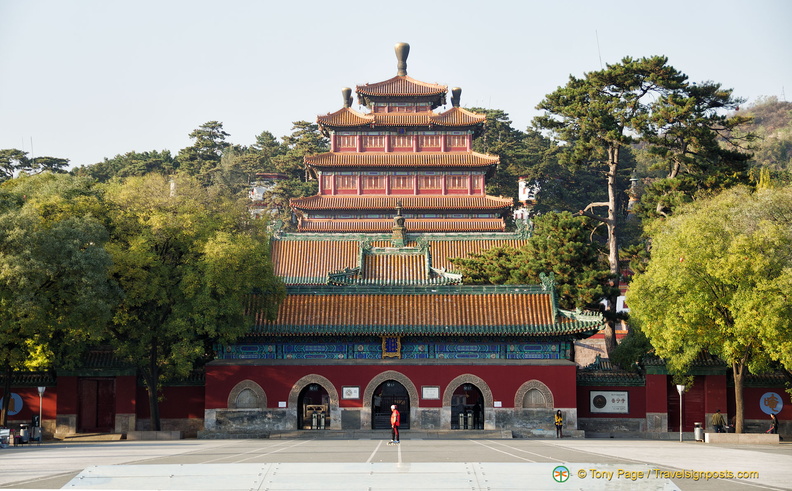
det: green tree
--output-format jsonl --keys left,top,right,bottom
{"left": 75, "top": 150, "right": 177, "bottom": 182}
{"left": 450, "top": 211, "right": 614, "bottom": 310}
{"left": 469, "top": 108, "right": 533, "bottom": 200}
{"left": 255, "top": 122, "right": 325, "bottom": 230}
{"left": 212, "top": 132, "right": 287, "bottom": 198}
{"left": 176, "top": 121, "right": 231, "bottom": 185}
{"left": 627, "top": 185, "right": 792, "bottom": 432}
{"left": 25, "top": 156, "right": 70, "bottom": 175}
{"left": 274, "top": 121, "right": 328, "bottom": 181}
{"left": 741, "top": 96, "right": 792, "bottom": 173}
{"left": 0, "top": 173, "right": 115, "bottom": 425}
{"left": 635, "top": 81, "right": 754, "bottom": 221}
{"left": 534, "top": 56, "right": 688, "bottom": 358}
{"left": 0, "top": 149, "right": 30, "bottom": 183}
{"left": 101, "top": 174, "right": 284, "bottom": 430}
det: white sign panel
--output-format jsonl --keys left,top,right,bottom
{"left": 590, "top": 391, "right": 629, "bottom": 414}
{"left": 422, "top": 386, "right": 440, "bottom": 400}
{"left": 342, "top": 386, "right": 360, "bottom": 399}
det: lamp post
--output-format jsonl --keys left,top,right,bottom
{"left": 676, "top": 384, "right": 686, "bottom": 442}
{"left": 37, "top": 387, "right": 45, "bottom": 436}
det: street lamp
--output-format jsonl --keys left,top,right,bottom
{"left": 37, "top": 387, "right": 45, "bottom": 438}
{"left": 676, "top": 384, "right": 686, "bottom": 443}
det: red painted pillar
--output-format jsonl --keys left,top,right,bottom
{"left": 115, "top": 375, "right": 137, "bottom": 433}
{"left": 704, "top": 374, "right": 728, "bottom": 429}
{"left": 55, "top": 375, "right": 79, "bottom": 437}
{"left": 645, "top": 374, "right": 668, "bottom": 432}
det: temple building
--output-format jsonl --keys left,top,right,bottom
{"left": 202, "top": 43, "right": 605, "bottom": 435}
{"left": 2, "top": 44, "right": 789, "bottom": 442}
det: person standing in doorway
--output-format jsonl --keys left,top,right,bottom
{"left": 711, "top": 409, "right": 726, "bottom": 433}
{"left": 389, "top": 404, "right": 400, "bottom": 444}
{"left": 554, "top": 410, "right": 563, "bottom": 438}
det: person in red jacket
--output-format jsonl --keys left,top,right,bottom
{"left": 390, "top": 404, "right": 400, "bottom": 444}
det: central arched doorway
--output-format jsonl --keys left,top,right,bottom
{"left": 371, "top": 380, "right": 410, "bottom": 429}
{"left": 298, "top": 383, "right": 329, "bottom": 429}
{"left": 451, "top": 383, "right": 484, "bottom": 429}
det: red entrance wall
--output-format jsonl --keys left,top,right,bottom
{"left": 729, "top": 386, "right": 792, "bottom": 421}
{"left": 575, "top": 385, "right": 646, "bottom": 418}
{"left": 0, "top": 386, "right": 55, "bottom": 422}
{"left": 206, "top": 363, "right": 577, "bottom": 409}
{"left": 135, "top": 385, "right": 206, "bottom": 419}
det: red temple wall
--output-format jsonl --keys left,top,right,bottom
{"left": 205, "top": 363, "right": 577, "bottom": 410}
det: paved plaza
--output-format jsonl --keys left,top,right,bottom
{"left": 0, "top": 437, "right": 790, "bottom": 490}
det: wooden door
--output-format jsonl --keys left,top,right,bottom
{"left": 79, "top": 378, "right": 115, "bottom": 433}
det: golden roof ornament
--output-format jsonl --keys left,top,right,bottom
{"left": 395, "top": 42, "right": 410, "bottom": 76}
{"left": 341, "top": 87, "right": 353, "bottom": 108}
{"left": 451, "top": 87, "right": 461, "bottom": 108}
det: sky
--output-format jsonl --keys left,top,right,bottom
{"left": 1, "top": 0, "right": 790, "bottom": 169}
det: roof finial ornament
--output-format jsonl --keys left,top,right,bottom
{"left": 395, "top": 42, "right": 410, "bottom": 76}
{"left": 341, "top": 87, "right": 353, "bottom": 108}
{"left": 392, "top": 198, "right": 406, "bottom": 247}
{"left": 451, "top": 87, "right": 461, "bottom": 108}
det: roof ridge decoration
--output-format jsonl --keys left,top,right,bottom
{"left": 354, "top": 43, "right": 447, "bottom": 108}
{"left": 395, "top": 42, "right": 409, "bottom": 76}
{"left": 540, "top": 272, "right": 558, "bottom": 324}
{"left": 326, "top": 239, "right": 462, "bottom": 286}
{"left": 391, "top": 199, "right": 406, "bottom": 247}
{"left": 356, "top": 75, "right": 448, "bottom": 97}
{"left": 342, "top": 87, "right": 353, "bottom": 107}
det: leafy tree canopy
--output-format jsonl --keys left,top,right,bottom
{"left": 176, "top": 121, "right": 231, "bottom": 185}
{"left": 627, "top": 184, "right": 792, "bottom": 431}
{"left": 534, "top": 55, "right": 690, "bottom": 356}
{"left": 0, "top": 173, "right": 116, "bottom": 424}
{"left": 450, "top": 211, "right": 614, "bottom": 310}
{"left": 101, "top": 174, "right": 285, "bottom": 429}
{"left": 74, "top": 150, "right": 177, "bottom": 182}
{"left": 633, "top": 81, "right": 755, "bottom": 223}
{"left": 273, "top": 121, "right": 328, "bottom": 181}
{"left": 1, "top": 149, "right": 69, "bottom": 184}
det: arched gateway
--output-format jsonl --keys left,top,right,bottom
{"left": 443, "top": 374, "right": 494, "bottom": 430}
{"left": 288, "top": 374, "right": 339, "bottom": 430}
{"left": 364, "top": 371, "right": 418, "bottom": 430}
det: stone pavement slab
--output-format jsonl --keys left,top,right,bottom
{"left": 0, "top": 438, "right": 788, "bottom": 490}
{"left": 62, "top": 462, "right": 679, "bottom": 490}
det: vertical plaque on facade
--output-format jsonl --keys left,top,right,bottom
{"left": 382, "top": 336, "right": 401, "bottom": 358}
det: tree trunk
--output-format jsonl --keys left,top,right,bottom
{"left": 146, "top": 345, "right": 162, "bottom": 431}
{"left": 603, "top": 151, "right": 621, "bottom": 359}
{"left": 733, "top": 362, "right": 744, "bottom": 434}
{"left": 1, "top": 363, "right": 12, "bottom": 427}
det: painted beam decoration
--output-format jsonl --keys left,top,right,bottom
{"left": 382, "top": 336, "right": 401, "bottom": 358}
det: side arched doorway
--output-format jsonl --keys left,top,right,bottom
{"left": 450, "top": 383, "right": 484, "bottom": 429}
{"left": 371, "top": 380, "right": 410, "bottom": 430}
{"left": 297, "top": 383, "right": 330, "bottom": 429}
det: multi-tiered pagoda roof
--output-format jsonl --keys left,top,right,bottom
{"left": 290, "top": 42, "right": 512, "bottom": 234}
{"left": 244, "top": 43, "right": 604, "bottom": 346}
